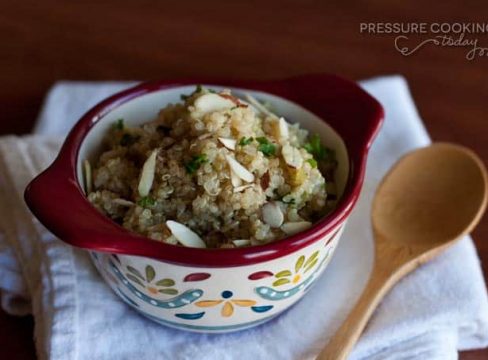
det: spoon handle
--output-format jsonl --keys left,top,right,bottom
{"left": 316, "top": 260, "right": 405, "bottom": 360}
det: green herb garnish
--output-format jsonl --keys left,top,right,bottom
{"left": 282, "top": 197, "right": 296, "bottom": 205}
{"left": 303, "top": 134, "right": 335, "bottom": 162}
{"left": 113, "top": 119, "right": 124, "bottom": 130}
{"left": 185, "top": 154, "right": 208, "bottom": 174}
{"left": 306, "top": 158, "right": 318, "bottom": 168}
{"left": 256, "top": 137, "right": 276, "bottom": 157}
{"left": 120, "top": 133, "right": 138, "bottom": 146}
{"left": 239, "top": 137, "right": 254, "bottom": 146}
{"left": 137, "top": 196, "right": 156, "bottom": 207}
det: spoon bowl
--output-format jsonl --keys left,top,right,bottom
{"left": 373, "top": 143, "right": 487, "bottom": 248}
{"left": 318, "top": 143, "right": 488, "bottom": 360}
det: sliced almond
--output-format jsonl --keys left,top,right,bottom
{"left": 232, "top": 239, "right": 251, "bottom": 247}
{"left": 138, "top": 149, "right": 158, "bottom": 197}
{"left": 278, "top": 117, "right": 289, "bottom": 140}
{"left": 198, "top": 133, "right": 212, "bottom": 140}
{"left": 260, "top": 171, "right": 270, "bottom": 190}
{"left": 83, "top": 159, "right": 92, "bottom": 194}
{"left": 225, "top": 155, "right": 254, "bottom": 183}
{"left": 245, "top": 94, "right": 278, "bottom": 119}
{"left": 113, "top": 198, "right": 134, "bottom": 207}
{"left": 166, "top": 220, "right": 206, "bottom": 248}
{"left": 218, "top": 93, "right": 240, "bottom": 105}
{"left": 230, "top": 171, "right": 242, "bottom": 187}
{"left": 281, "top": 221, "right": 312, "bottom": 235}
{"left": 194, "top": 93, "right": 235, "bottom": 114}
{"left": 262, "top": 202, "right": 284, "bottom": 228}
{"left": 233, "top": 184, "right": 252, "bottom": 193}
{"left": 218, "top": 137, "right": 236, "bottom": 150}
{"left": 282, "top": 144, "right": 303, "bottom": 169}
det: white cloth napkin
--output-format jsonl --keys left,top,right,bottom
{"left": 1, "top": 76, "right": 488, "bottom": 360}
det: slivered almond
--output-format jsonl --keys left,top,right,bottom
{"left": 282, "top": 144, "right": 303, "bottom": 169}
{"left": 198, "top": 133, "right": 212, "bottom": 140}
{"left": 230, "top": 171, "right": 242, "bottom": 187}
{"left": 218, "top": 137, "right": 236, "bottom": 150}
{"left": 262, "top": 202, "right": 284, "bottom": 228}
{"left": 244, "top": 94, "right": 277, "bottom": 118}
{"left": 281, "top": 221, "right": 312, "bottom": 235}
{"left": 260, "top": 171, "right": 270, "bottom": 190}
{"left": 233, "top": 184, "right": 252, "bottom": 193}
{"left": 113, "top": 198, "right": 134, "bottom": 207}
{"left": 138, "top": 149, "right": 158, "bottom": 197}
{"left": 232, "top": 239, "right": 251, "bottom": 247}
{"left": 218, "top": 93, "right": 240, "bottom": 104}
{"left": 83, "top": 159, "right": 92, "bottom": 194}
{"left": 194, "top": 93, "right": 235, "bottom": 113}
{"left": 278, "top": 117, "right": 289, "bottom": 140}
{"left": 225, "top": 155, "right": 254, "bottom": 183}
{"left": 166, "top": 220, "right": 206, "bottom": 248}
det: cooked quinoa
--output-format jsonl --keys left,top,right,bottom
{"left": 86, "top": 86, "right": 338, "bottom": 248}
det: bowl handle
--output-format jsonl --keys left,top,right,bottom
{"left": 24, "top": 144, "right": 125, "bottom": 252}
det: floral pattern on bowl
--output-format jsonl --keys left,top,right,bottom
{"left": 90, "top": 225, "right": 343, "bottom": 332}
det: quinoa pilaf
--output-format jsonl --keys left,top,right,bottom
{"left": 86, "top": 86, "right": 338, "bottom": 248}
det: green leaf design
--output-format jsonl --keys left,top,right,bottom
{"left": 158, "top": 288, "right": 179, "bottom": 295}
{"left": 272, "top": 278, "right": 291, "bottom": 287}
{"left": 304, "top": 251, "right": 319, "bottom": 269}
{"left": 126, "top": 273, "right": 144, "bottom": 287}
{"left": 156, "top": 278, "right": 175, "bottom": 287}
{"left": 275, "top": 270, "right": 292, "bottom": 278}
{"left": 145, "top": 265, "right": 156, "bottom": 282}
{"left": 127, "top": 266, "right": 144, "bottom": 281}
{"left": 304, "top": 258, "right": 318, "bottom": 273}
{"left": 295, "top": 255, "right": 305, "bottom": 273}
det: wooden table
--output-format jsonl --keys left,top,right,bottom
{"left": 0, "top": 1, "right": 487, "bottom": 358}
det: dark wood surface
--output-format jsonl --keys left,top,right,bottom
{"left": 0, "top": 1, "right": 487, "bottom": 358}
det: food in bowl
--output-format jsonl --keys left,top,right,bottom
{"left": 85, "top": 86, "right": 338, "bottom": 249}
{"left": 25, "top": 76, "right": 383, "bottom": 332}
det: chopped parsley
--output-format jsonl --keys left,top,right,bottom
{"left": 239, "top": 136, "right": 254, "bottom": 146}
{"left": 282, "top": 197, "right": 296, "bottom": 205}
{"left": 185, "top": 154, "right": 208, "bottom": 174}
{"left": 113, "top": 119, "right": 124, "bottom": 130}
{"left": 137, "top": 196, "right": 155, "bottom": 207}
{"left": 306, "top": 158, "right": 318, "bottom": 168}
{"left": 256, "top": 137, "right": 276, "bottom": 157}
{"left": 303, "top": 134, "right": 335, "bottom": 162}
{"left": 120, "top": 133, "right": 138, "bottom": 146}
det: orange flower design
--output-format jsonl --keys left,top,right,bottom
{"left": 195, "top": 291, "right": 256, "bottom": 317}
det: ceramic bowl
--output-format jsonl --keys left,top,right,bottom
{"left": 24, "top": 74, "right": 383, "bottom": 333}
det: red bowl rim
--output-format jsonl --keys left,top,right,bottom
{"left": 24, "top": 74, "right": 384, "bottom": 268}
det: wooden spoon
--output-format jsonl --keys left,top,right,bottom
{"left": 317, "top": 143, "right": 488, "bottom": 360}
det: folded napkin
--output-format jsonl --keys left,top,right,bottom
{"left": 1, "top": 76, "right": 488, "bottom": 360}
